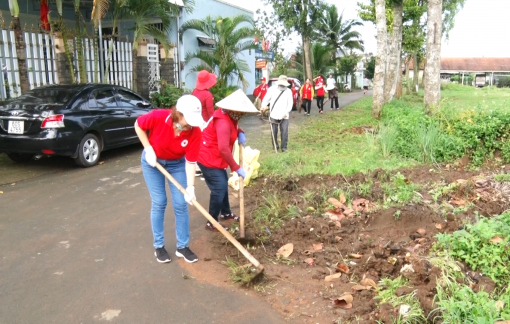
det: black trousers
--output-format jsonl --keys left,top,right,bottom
{"left": 316, "top": 96, "right": 324, "bottom": 111}
{"left": 303, "top": 99, "right": 311, "bottom": 114}
{"left": 330, "top": 96, "right": 339, "bottom": 109}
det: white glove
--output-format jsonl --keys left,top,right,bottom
{"left": 145, "top": 146, "right": 157, "bottom": 167}
{"left": 184, "top": 186, "right": 195, "bottom": 204}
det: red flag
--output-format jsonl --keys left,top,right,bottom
{"left": 41, "top": 0, "right": 50, "bottom": 31}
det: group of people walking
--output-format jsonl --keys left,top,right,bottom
{"left": 297, "top": 74, "right": 341, "bottom": 115}
{"left": 136, "top": 70, "right": 257, "bottom": 265}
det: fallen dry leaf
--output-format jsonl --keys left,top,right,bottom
{"left": 325, "top": 273, "right": 342, "bottom": 282}
{"left": 416, "top": 228, "right": 427, "bottom": 236}
{"left": 336, "top": 263, "right": 350, "bottom": 274}
{"left": 349, "top": 253, "right": 362, "bottom": 259}
{"left": 334, "top": 221, "right": 341, "bottom": 227}
{"left": 351, "top": 285, "right": 371, "bottom": 291}
{"left": 450, "top": 198, "right": 466, "bottom": 206}
{"left": 304, "top": 258, "right": 315, "bottom": 266}
{"left": 490, "top": 236, "right": 504, "bottom": 244}
{"left": 339, "top": 193, "right": 346, "bottom": 204}
{"left": 335, "top": 236, "right": 343, "bottom": 242}
{"left": 456, "top": 179, "right": 467, "bottom": 184}
{"left": 416, "top": 237, "right": 427, "bottom": 244}
{"left": 276, "top": 243, "right": 294, "bottom": 258}
{"left": 312, "top": 243, "right": 324, "bottom": 251}
{"left": 327, "top": 197, "right": 345, "bottom": 209}
{"left": 435, "top": 223, "right": 443, "bottom": 230}
{"left": 343, "top": 208, "right": 355, "bottom": 216}
{"left": 360, "top": 278, "right": 377, "bottom": 288}
{"left": 98, "top": 161, "right": 105, "bottom": 165}
{"left": 352, "top": 198, "right": 370, "bottom": 212}
{"left": 331, "top": 293, "right": 353, "bottom": 309}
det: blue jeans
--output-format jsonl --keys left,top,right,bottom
{"left": 197, "top": 162, "right": 231, "bottom": 221}
{"left": 141, "top": 150, "right": 189, "bottom": 249}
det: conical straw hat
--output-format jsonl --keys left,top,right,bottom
{"left": 216, "top": 89, "right": 259, "bottom": 113}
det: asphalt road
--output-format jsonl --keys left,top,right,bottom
{"left": 0, "top": 90, "right": 369, "bottom": 323}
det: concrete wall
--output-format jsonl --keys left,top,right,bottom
{"left": 174, "top": 0, "right": 255, "bottom": 94}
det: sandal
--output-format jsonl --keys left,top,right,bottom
{"left": 220, "top": 213, "right": 240, "bottom": 222}
{"left": 205, "top": 222, "right": 229, "bottom": 232}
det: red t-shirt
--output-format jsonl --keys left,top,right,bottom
{"left": 191, "top": 88, "right": 214, "bottom": 122}
{"left": 315, "top": 78, "right": 325, "bottom": 96}
{"left": 136, "top": 109, "right": 201, "bottom": 162}
{"left": 253, "top": 83, "right": 268, "bottom": 100}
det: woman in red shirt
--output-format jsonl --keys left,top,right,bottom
{"left": 314, "top": 75, "right": 325, "bottom": 114}
{"left": 191, "top": 70, "right": 217, "bottom": 122}
{"left": 299, "top": 78, "right": 315, "bottom": 116}
{"left": 135, "top": 95, "right": 204, "bottom": 264}
{"left": 197, "top": 89, "right": 258, "bottom": 231}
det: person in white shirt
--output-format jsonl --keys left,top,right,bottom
{"left": 260, "top": 75, "right": 294, "bottom": 152}
{"left": 326, "top": 74, "right": 339, "bottom": 110}
{"left": 363, "top": 77, "right": 370, "bottom": 94}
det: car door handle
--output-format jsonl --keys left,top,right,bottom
{"left": 124, "top": 111, "right": 131, "bottom": 116}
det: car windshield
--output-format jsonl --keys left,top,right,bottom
{"left": 11, "top": 88, "right": 74, "bottom": 106}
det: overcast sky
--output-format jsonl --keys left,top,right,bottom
{"left": 221, "top": 0, "right": 510, "bottom": 58}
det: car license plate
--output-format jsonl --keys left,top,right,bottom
{"left": 8, "top": 120, "right": 24, "bottom": 134}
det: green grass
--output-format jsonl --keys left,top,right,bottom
{"left": 254, "top": 97, "right": 417, "bottom": 176}
{"left": 375, "top": 276, "right": 426, "bottom": 324}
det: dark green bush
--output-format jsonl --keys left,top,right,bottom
{"left": 497, "top": 76, "right": 510, "bottom": 88}
{"left": 210, "top": 85, "right": 238, "bottom": 104}
{"left": 150, "top": 80, "right": 184, "bottom": 108}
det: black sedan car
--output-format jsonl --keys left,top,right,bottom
{"left": 0, "top": 84, "right": 153, "bottom": 167}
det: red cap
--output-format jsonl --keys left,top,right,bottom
{"left": 261, "top": 77, "right": 266, "bottom": 82}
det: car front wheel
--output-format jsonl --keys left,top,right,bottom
{"left": 74, "top": 133, "right": 101, "bottom": 167}
{"left": 7, "top": 153, "right": 33, "bottom": 163}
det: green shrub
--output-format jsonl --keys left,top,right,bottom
{"left": 435, "top": 211, "right": 510, "bottom": 286}
{"left": 210, "top": 85, "right": 239, "bottom": 105}
{"left": 497, "top": 76, "right": 510, "bottom": 88}
{"left": 150, "top": 80, "right": 184, "bottom": 108}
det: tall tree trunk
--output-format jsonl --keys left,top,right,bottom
{"left": 372, "top": 0, "right": 387, "bottom": 119}
{"left": 12, "top": 17, "right": 29, "bottom": 94}
{"left": 396, "top": 65, "right": 403, "bottom": 99}
{"left": 93, "top": 27, "right": 100, "bottom": 82}
{"left": 75, "top": 8, "right": 86, "bottom": 83}
{"left": 302, "top": 34, "right": 312, "bottom": 81}
{"left": 132, "top": 48, "right": 138, "bottom": 92}
{"left": 424, "top": 0, "right": 442, "bottom": 113}
{"left": 384, "top": 1, "right": 403, "bottom": 102}
{"left": 405, "top": 57, "right": 410, "bottom": 95}
{"left": 421, "top": 57, "right": 427, "bottom": 89}
{"left": 413, "top": 52, "right": 419, "bottom": 92}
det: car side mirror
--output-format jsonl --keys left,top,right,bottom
{"left": 137, "top": 102, "right": 151, "bottom": 108}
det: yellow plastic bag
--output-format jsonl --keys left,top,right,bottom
{"left": 228, "top": 143, "right": 261, "bottom": 190}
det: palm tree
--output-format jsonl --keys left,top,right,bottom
{"left": 179, "top": 14, "right": 257, "bottom": 90}
{"left": 91, "top": 0, "right": 110, "bottom": 82}
{"left": 7, "top": 0, "right": 29, "bottom": 94}
{"left": 310, "top": 42, "right": 335, "bottom": 77}
{"left": 316, "top": 4, "right": 364, "bottom": 57}
{"left": 122, "top": 0, "right": 184, "bottom": 91}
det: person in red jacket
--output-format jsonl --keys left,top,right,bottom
{"left": 314, "top": 75, "right": 325, "bottom": 114}
{"left": 192, "top": 70, "right": 217, "bottom": 122}
{"left": 253, "top": 77, "right": 268, "bottom": 101}
{"left": 299, "top": 78, "right": 315, "bottom": 116}
{"left": 135, "top": 95, "right": 205, "bottom": 264}
{"left": 197, "top": 89, "right": 259, "bottom": 231}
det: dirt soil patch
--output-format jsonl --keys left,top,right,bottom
{"left": 186, "top": 164, "right": 510, "bottom": 323}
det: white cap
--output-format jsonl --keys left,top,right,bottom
{"left": 216, "top": 89, "right": 259, "bottom": 113}
{"left": 176, "top": 95, "right": 205, "bottom": 127}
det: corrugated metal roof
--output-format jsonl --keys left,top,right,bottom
{"left": 197, "top": 37, "right": 216, "bottom": 46}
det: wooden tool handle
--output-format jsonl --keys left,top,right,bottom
{"left": 239, "top": 145, "right": 245, "bottom": 238}
{"left": 155, "top": 162, "right": 260, "bottom": 267}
